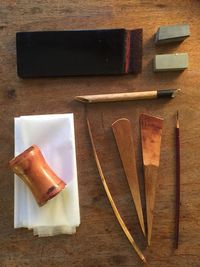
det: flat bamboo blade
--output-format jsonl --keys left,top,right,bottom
{"left": 140, "top": 114, "right": 163, "bottom": 246}
{"left": 112, "top": 118, "right": 145, "bottom": 236}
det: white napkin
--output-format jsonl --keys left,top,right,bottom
{"left": 14, "top": 114, "right": 80, "bottom": 236}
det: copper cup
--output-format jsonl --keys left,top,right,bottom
{"left": 9, "top": 145, "right": 66, "bottom": 206}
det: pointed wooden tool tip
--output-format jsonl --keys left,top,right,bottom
{"left": 142, "top": 228, "right": 146, "bottom": 237}
{"left": 142, "top": 255, "right": 147, "bottom": 264}
{"left": 75, "top": 96, "right": 90, "bottom": 103}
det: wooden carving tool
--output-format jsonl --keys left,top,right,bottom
{"left": 75, "top": 89, "right": 180, "bottom": 103}
{"left": 87, "top": 118, "right": 147, "bottom": 263}
{"left": 112, "top": 118, "right": 145, "bottom": 236}
{"left": 140, "top": 114, "right": 163, "bottom": 246}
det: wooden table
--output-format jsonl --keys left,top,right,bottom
{"left": 0, "top": 1, "right": 199, "bottom": 266}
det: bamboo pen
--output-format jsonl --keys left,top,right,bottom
{"left": 75, "top": 89, "right": 180, "bottom": 103}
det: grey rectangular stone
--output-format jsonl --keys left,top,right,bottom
{"left": 155, "top": 24, "right": 190, "bottom": 44}
{"left": 154, "top": 53, "right": 188, "bottom": 72}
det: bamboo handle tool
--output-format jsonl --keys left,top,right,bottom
{"left": 112, "top": 118, "right": 145, "bottom": 236}
{"left": 140, "top": 114, "right": 163, "bottom": 246}
{"left": 87, "top": 118, "right": 147, "bottom": 263}
{"left": 75, "top": 89, "right": 180, "bottom": 103}
{"left": 175, "top": 111, "right": 180, "bottom": 249}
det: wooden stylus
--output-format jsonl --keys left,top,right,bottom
{"left": 75, "top": 89, "right": 181, "bottom": 103}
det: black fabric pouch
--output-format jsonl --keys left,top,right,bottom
{"left": 16, "top": 28, "right": 143, "bottom": 78}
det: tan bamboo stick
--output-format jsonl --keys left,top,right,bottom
{"left": 87, "top": 118, "right": 147, "bottom": 263}
{"left": 140, "top": 114, "right": 163, "bottom": 246}
{"left": 112, "top": 118, "right": 145, "bottom": 236}
{"left": 75, "top": 89, "right": 180, "bottom": 103}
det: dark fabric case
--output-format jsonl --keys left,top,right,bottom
{"left": 16, "top": 29, "right": 143, "bottom": 78}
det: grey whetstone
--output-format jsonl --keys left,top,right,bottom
{"left": 155, "top": 24, "right": 190, "bottom": 44}
{"left": 154, "top": 53, "right": 188, "bottom": 72}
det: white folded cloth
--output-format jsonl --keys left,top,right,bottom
{"left": 14, "top": 114, "right": 80, "bottom": 236}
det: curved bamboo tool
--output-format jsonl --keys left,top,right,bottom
{"left": 140, "top": 114, "right": 163, "bottom": 246}
{"left": 112, "top": 118, "right": 145, "bottom": 237}
{"left": 87, "top": 118, "right": 147, "bottom": 263}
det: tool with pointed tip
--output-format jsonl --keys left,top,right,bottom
{"left": 75, "top": 89, "right": 180, "bottom": 103}
{"left": 140, "top": 114, "right": 163, "bottom": 246}
{"left": 112, "top": 118, "right": 145, "bottom": 236}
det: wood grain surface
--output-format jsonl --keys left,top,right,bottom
{"left": 0, "top": 1, "right": 200, "bottom": 266}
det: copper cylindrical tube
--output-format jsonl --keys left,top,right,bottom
{"left": 9, "top": 145, "right": 66, "bottom": 206}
